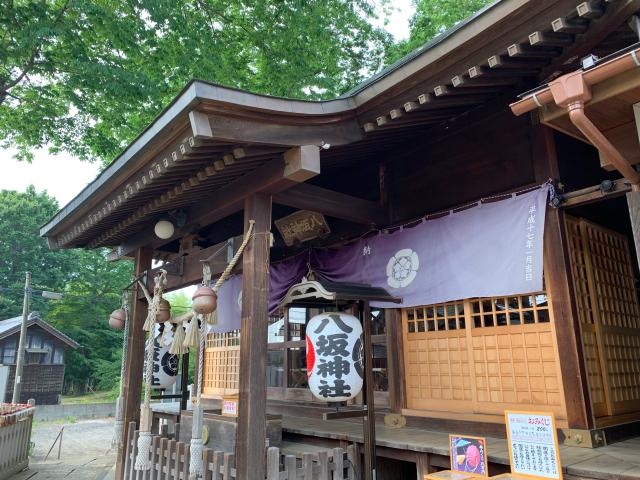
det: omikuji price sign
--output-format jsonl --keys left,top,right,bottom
{"left": 505, "top": 411, "right": 562, "bottom": 480}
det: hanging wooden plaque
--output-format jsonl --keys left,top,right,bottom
{"left": 274, "top": 210, "right": 330, "bottom": 246}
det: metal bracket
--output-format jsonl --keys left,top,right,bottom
{"left": 560, "top": 428, "right": 606, "bottom": 448}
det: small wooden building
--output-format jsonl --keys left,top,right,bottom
{"left": 0, "top": 312, "right": 79, "bottom": 404}
{"left": 39, "top": 1, "right": 640, "bottom": 478}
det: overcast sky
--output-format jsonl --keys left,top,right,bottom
{"left": 0, "top": 2, "right": 414, "bottom": 207}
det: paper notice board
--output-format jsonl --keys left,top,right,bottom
{"left": 504, "top": 411, "right": 562, "bottom": 480}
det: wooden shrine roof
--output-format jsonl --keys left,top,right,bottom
{"left": 41, "top": 0, "right": 640, "bottom": 252}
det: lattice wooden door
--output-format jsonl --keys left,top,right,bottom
{"left": 566, "top": 216, "right": 640, "bottom": 417}
{"left": 202, "top": 331, "right": 240, "bottom": 398}
{"left": 402, "top": 293, "right": 566, "bottom": 419}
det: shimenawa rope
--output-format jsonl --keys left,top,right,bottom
{"left": 189, "top": 220, "right": 255, "bottom": 479}
{"left": 111, "top": 290, "right": 130, "bottom": 449}
{"left": 134, "top": 270, "right": 167, "bottom": 471}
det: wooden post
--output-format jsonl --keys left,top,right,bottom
{"left": 235, "top": 193, "right": 272, "bottom": 480}
{"left": 116, "top": 247, "right": 153, "bottom": 480}
{"left": 361, "top": 301, "right": 377, "bottom": 480}
{"left": 385, "top": 309, "right": 405, "bottom": 412}
{"left": 180, "top": 352, "right": 189, "bottom": 411}
{"left": 531, "top": 122, "right": 593, "bottom": 429}
{"left": 627, "top": 190, "right": 640, "bottom": 272}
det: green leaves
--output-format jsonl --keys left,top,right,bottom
{"left": 1, "top": 0, "right": 390, "bottom": 165}
{"left": 385, "top": 0, "right": 493, "bottom": 64}
{"left": 0, "top": 187, "right": 133, "bottom": 392}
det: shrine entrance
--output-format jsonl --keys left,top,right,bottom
{"left": 566, "top": 216, "right": 640, "bottom": 421}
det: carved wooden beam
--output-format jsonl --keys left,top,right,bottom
{"left": 273, "top": 183, "right": 386, "bottom": 226}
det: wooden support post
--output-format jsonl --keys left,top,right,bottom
{"left": 531, "top": 122, "right": 593, "bottom": 429}
{"left": 236, "top": 193, "right": 272, "bottom": 480}
{"left": 627, "top": 190, "right": 640, "bottom": 272}
{"left": 385, "top": 309, "right": 405, "bottom": 413}
{"left": 361, "top": 301, "right": 377, "bottom": 480}
{"left": 116, "top": 247, "right": 153, "bottom": 480}
{"left": 180, "top": 352, "right": 189, "bottom": 411}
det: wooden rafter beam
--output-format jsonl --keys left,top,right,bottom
{"left": 112, "top": 146, "right": 320, "bottom": 257}
{"left": 539, "top": 0, "right": 640, "bottom": 82}
{"left": 190, "top": 110, "right": 362, "bottom": 147}
{"left": 559, "top": 178, "right": 631, "bottom": 208}
{"left": 273, "top": 183, "right": 386, "bottom": 226}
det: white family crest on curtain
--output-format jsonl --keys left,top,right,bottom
{"left": 386, "top": 248, "right": 420, "bottom": 288}
{"left": 144, "top": 330, "right": 178, "bottom": 389}
{"left": 306, "top": 313, "right": 363, "bottom": 402}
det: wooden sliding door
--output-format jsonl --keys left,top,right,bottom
{"left": 402, "top": 292, "right": 566, "bottom": 419}
{"left": 566, "top": 216, "right": 640, "bottom": 418}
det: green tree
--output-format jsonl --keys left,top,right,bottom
{"left": 386, "top": 0, "right": 493, "bottom": 64}
{"left": 0, "top": 187, "right": 74, "bottom": 317}
{"left": 0, "top": 187, "right": 133, "bottom": 392}
{"left": 1, "top": 0, "right": 390, "bottom": 164}
{"left": 46, "top": 249, "right": 132, "bottom": 393}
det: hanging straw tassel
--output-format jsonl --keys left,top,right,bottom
{"left": 205, "top": 309, "right": 218, "bottom": 326}
{"left": 135, "top": 430, "right": 152, "bottom": 470}
{"left": 182, "top": 315, "right": 201, "bottom": 349}
{"left": 111, "top": 396, "right": 124, "bottom": 449}
{"left": 188, "top": 403, "right": 204, "bottom": 479}
{"left": 169, "top": 323, "right": 188, "bottom": 355}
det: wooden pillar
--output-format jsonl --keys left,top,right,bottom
{"left": 531, "top": 122, "right": 593, "bottom": 429}
{"left": 236, "top": 193, "right": 272, "bottom": 480}
{"left": 385, "top": 308, "right": 405, "bottom": 413}
{"left": 627, "top": 190, "right": 640, "bottom": 272}
{"left": 116, "top": 247, "right": 153, "bottom": 480}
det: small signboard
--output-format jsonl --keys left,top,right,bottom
{"left": 450, "top": 435, "right": 488, "bottom": 476}
{"left": 222, "top": 395, "right": 239, "bottom": 417}
{"left": 274, "top": 210, "right": 330, "bottom": 246}
{"left": 504, "top": 411, "right": 562, "bottom": 480}
{"left": 424, "top": 435, "right": 488, "bottom": 480}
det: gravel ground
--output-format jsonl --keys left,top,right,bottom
{"left": 10, "top": 418, "right": 117, "bottom": 480}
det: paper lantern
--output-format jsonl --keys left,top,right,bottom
{"left": 306, "top": 312, "right": 363, "bottom": 402}
{"left": 156, "top": 298, "right": 171, "bottom": 323}
{"left": 192, "top": 286, "right": 217, "bottom": 314}
{"left": 109, "top": 308, "right": 126, "bottom": 329}
{"left": 145, "top": 333, "right": 178, "bottom": 389}
{"left": 154, "top": 220, "right": 175, "bottom": 239}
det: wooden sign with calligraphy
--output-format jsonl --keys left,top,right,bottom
{"left": 274, "top": 210, "right": 330, "bottom": 246}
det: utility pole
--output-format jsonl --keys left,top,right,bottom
{"left": 12, "top": 271, "right": 31, "bottom": 403}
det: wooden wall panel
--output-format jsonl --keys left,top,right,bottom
{"left": 391, "top": 110, "right": 535, "bottom": 222}
{"left": 401, "top": 292, "right": 566, "bottom": 420}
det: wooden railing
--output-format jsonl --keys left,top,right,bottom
{"left": 0, "top": 403, "right": 34, "bottom": 480}
{"left": 124, "top": 422, "right": 359, "bottom": 479}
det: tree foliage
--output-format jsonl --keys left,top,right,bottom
{"left": 1, "top": 0, "right": 390, "bottom": 163}
{"left": 385, "top": 0, "right": 493, "bottom": 64}
{"left": 0, "top": 187, "right": 132, "bottom": 392}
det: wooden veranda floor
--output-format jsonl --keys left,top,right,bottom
{"left": 282, "top": 416, "right": 640, "bottom": 480}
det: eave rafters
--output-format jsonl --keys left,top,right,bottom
{"left": 361, "top": 0, "right": 632, "bottom": 134}
{"left": 52, "top": 132, "right": 289, "bottom": 249}
{"left": 44, "top": 0, "right": 638, "bottom": 252}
